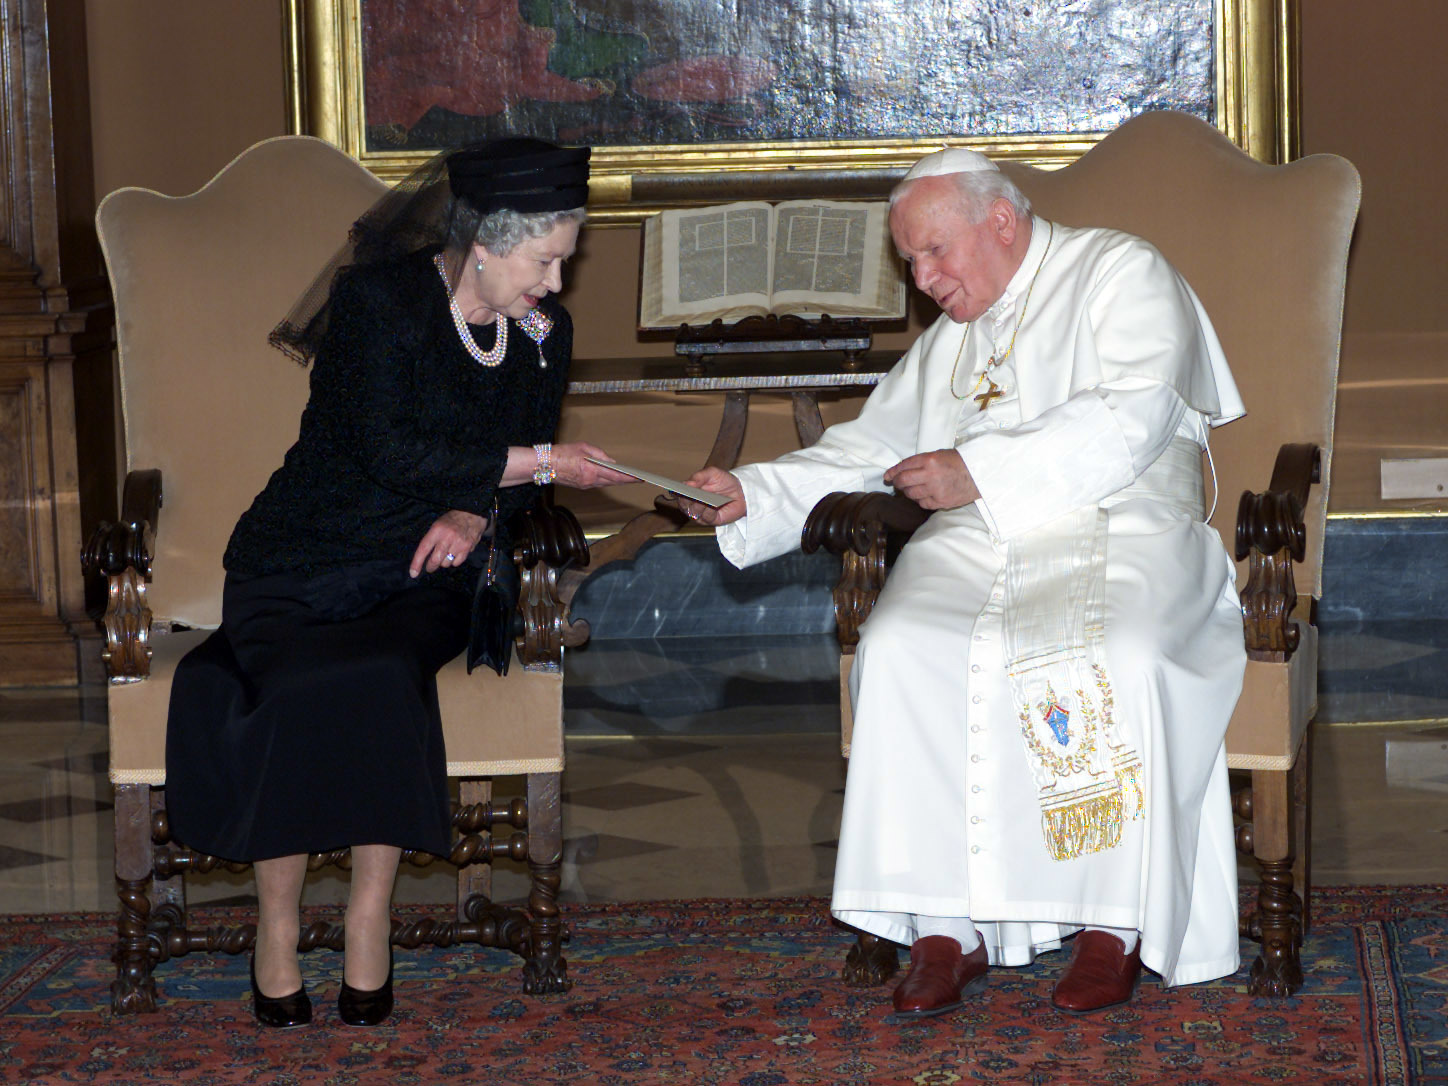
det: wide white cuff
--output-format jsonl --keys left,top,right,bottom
{"left": 716, "top": 459, "right": 874, "bottom": 569}
{"left": 963, "top": 392, "right": 1136, "bottom": 541}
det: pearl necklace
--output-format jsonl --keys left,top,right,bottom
{"left": 947, "top": 221, "right": 1054, "bottom": 410}
{"left": 435, "top": 252, "right": 507, "bottom": 366}
{"left": 433, "top": 253, "right": 557, "bottom": 368}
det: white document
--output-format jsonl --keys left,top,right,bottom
{"left": 585, "top": 456, "right": 733, "bottom": 507}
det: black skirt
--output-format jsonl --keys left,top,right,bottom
{"left": 165, "top": 567, "right": 469, "bottom": 863}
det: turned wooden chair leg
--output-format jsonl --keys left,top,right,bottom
{"left": 843, "top": 930, "right": 900, "bottom": 987}
{"left": 522, "top": 771, "right": 569, "bottom": 994}
{"left": 112, "top": 783, "right": 159, "bottom": 1013}
{"left": 457, "top": 778, "right": 493, "bottom": 920}
{"left": 147, "top": 789, "right": 187, "bottom": 944}
{"left": 1249, "top": 763, "right": 1304, "bottom": 997}
{"left": 1291, "top": 725, "right": 1314, "bottom": 936}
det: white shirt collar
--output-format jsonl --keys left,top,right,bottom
{"left": 983, "top": 215, "right": 1050, "bottom": 323}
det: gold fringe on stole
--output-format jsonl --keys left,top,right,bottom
{"left": 1004, "top": 506, "right": 1160, "bottom": 862}
{"left": 1005, "top": 443, "right": 1204, "bottom": 861}
{"left": 1041, "top": 788, "right": 1126, "bottom": 861}
{"left": 1114, "top": 755, "right": 1146, "bottom": 822}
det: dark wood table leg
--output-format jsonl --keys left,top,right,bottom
{"left": 791, "top": 390, "right": 825, "bottom": 447}
{"left": 705, "top": 391, "right": 751, "bottom": 468}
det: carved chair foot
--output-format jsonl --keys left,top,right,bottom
{"left": 110, "top": 973, "right": 159, "bottom": 1015}
{"left": 523, "top": 845, "right": 569, "bottom": 993}
{"left": 522, "top": 949, "right": 571, "bottom": 994}
{"left": 842, "top": 932, "right": 899, "bottom": 987}
{"left": 1247, "top": 858, "right": 1305, "bottom": 997}
{"left": 1248, "top": 941, "right": 1304, "bottom": 997}
{"left": 112, "top": 876, "right": 159, "bottom": 1014}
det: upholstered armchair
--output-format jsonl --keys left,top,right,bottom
{"left": 802, "top": 111, "right": 1360, "bottom": 997}
{"left": 85, "top": 137, "right": 588, "bottom": 1013}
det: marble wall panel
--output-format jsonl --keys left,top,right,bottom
{"left": 571, "top": 537, "right": 837, "bottom": 640}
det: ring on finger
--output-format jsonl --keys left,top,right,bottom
{"left": 445, "top": 552, "right": 456, "bottom": 563}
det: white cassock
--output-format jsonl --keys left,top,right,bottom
{"left": 717, "top": 217, "right": 1249, "bottom": 987}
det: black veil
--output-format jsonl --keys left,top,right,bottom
{"left": 270, "top": 138, "right": 590, "bottom": 364}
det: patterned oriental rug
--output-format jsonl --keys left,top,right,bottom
{"left": 0, "top": 888, "right": 1441, "bottom": 1085}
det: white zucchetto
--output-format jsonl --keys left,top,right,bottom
{"left": 902, "top": 147, "right": 1000, "bottom": 181}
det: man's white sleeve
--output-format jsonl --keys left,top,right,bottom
{"left": 961, "top": 377, "right": 1190, "bottom": 542}
{"left": 716, "top": 454, "right": 878, "bottom": 568}
{"left": 716, "top": 336, "right": 933, "bottom": 568}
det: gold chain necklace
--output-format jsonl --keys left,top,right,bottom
{"left": 947, "top": 221, "right": 1054, "bottom": 410}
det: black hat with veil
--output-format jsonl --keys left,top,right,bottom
{"left": 271, "top": 137, "right": 591, "bottom": 363}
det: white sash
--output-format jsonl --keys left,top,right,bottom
{"left": 1003, "top": 438, "right": 1204, "bottom": 860}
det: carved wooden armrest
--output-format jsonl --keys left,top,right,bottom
{"left": 802, "top": 491, "right": 929, "bottom": 650}
{"left": 81, "top": 469, "right": 163, "bottom": 683}
{"left": 1235, "top": 443, "right": 1320, "bottom": 662}
{"left": 511, "top": 497, "right": 592, "bottom": 668}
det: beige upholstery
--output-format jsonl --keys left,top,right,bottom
{"left": 102, "top": 137, "right": 386, "bottom": 627}
{"left": 107, "top": 630, "right": 564, "bottom": 784}
{"left": 997, "top": 113, "right": 1357, "bottom": 814}
{"left": 999, "top": 111, "right": 1360, "bottom": 600}
{"left": 105, "top": 630, "right": 206, "bottom": 785}
{"left": 97, "top": 135, "right": 566, "bottom": 783}
{"left": 1225, "top": 625, "right": 1319, "bottom": 771}
{"left": 95, "top": 136, "right": 573, "bottom": 1011}
{"left": 824, "top": 112, "right": 1359, "bottom": 997}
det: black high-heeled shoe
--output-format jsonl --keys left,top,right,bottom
{"left": 250, "top": 957, "right": 312, "bottom": 1028}
{"left": 337, "top": 955, "right": 394, "bottom": 1026}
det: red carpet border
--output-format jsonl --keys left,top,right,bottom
{"left": 0, "top": 886, "right": 1442, "bottom": 1085}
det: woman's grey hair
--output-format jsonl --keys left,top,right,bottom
{"left": 890, "top": 169, "right": 1032, "bottom": 223}
{"left": 447, "top": 205, "right": 588, "bottom": 257}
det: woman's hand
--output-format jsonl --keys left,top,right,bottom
{"left": 671, "top": 466, "right": 746, "bottom": 526}
{"left": 550, "top": 442, "right": 637, "bottom": 489}
{"left": 410, "top": 509, "right": 489, "bottom": 578}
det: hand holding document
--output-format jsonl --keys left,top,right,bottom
{"left": 584, "top": 456, "right": 733, "bottom": 508}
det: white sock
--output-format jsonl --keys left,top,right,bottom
{"left": 915, "top": 914, "right": 979, "bottom": 949}
{"left": 1089, "top": 925, "right": 1139, "bottom": 952}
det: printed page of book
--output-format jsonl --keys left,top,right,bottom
{"left": 639, "top": 202, "right": 775, "bottom": 328}
{"left": 769, "top": 200, "right": 906, "bottom": 320}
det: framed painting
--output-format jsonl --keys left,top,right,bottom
{"left": 284, "top": 0, "right": 1298, "bottom": 223}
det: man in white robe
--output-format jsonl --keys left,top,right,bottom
{"left": 679, "top": 148, "right": 1248, "bottom": 1017}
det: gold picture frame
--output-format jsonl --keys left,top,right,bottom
{"left": 284, "top": 0, "right": 1298, "bottom": 225}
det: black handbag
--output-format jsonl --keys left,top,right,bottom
{"left": 467, "top": 503, "right": 521, "bottom": 676}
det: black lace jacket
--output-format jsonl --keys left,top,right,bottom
{"left": 224, "top": 246, "right": 572, "bottom": 594}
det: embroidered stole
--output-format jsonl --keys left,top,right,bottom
{"left": 1002, "top": 437, "right": 1205, "bottom": 861}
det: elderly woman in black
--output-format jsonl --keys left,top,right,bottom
{"left": 165, "top": 139, "right": 627, "bottom": 1028}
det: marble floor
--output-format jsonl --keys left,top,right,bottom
{"left": 3, "top": 626, "right": 1448, "bottom": 919}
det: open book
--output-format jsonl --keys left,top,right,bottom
{"left": 639, "top": 200, "right": 906, "bottom": 330}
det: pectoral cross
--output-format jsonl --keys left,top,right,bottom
{"left": 974, "top": 376, "right": 1004, "bottom": 412}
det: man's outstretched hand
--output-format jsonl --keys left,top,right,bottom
{"left": 667, "top": 466, "right": 747, "bottom": 526}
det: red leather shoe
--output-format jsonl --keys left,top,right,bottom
{"left": 1051, "top": 929, "right": 1142, "bottom": 1013}
{"left": 891, "top": 934, "right": 988, "bottom": 1020}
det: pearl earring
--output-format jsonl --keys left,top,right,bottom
{"left": 476, "top": 257, "right": 485, "bottom": 272}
